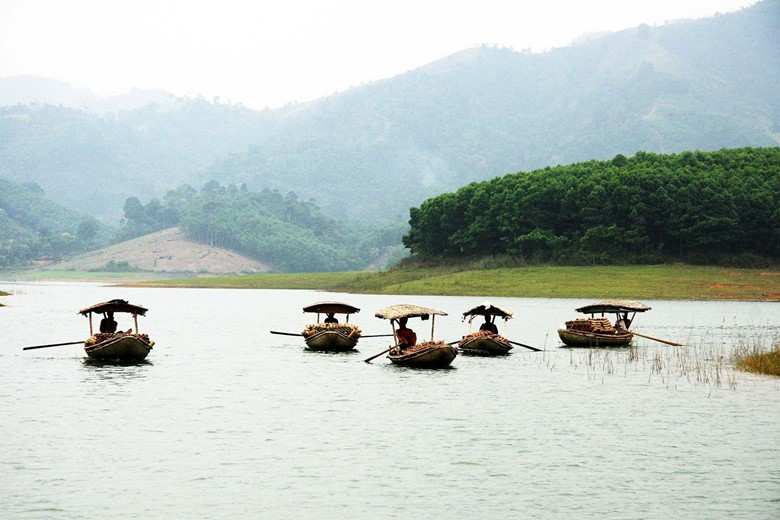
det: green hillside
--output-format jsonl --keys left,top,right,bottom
{"left": 0, "top": 177, "right": 110, "bottom": 267}
{"left": 403, "top": 147, "right": 780, "bottom": 266}
{"left": 0, "top": 1, "right": 777, "bottom": 226}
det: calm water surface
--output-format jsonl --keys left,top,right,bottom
{"left": 1, "top": 282, "right": 779, "bottom": 519}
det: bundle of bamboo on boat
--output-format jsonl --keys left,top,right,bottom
{"left": 468, "top": 330, "right": 509, "bottom": 340}
{"left": 85, "top": 332, "right": 152, "bottom": 349}
{"left": 302, "top": 323, "right": 361, "bottom": 339}
{"left": 393, "top": 340, "right": 446, "bottom": 355}
{"left": 565, "top": 318, "right": 615, "bottom": 334}
{"left": 462, "top": 330, "right": 511, "bottom": 345}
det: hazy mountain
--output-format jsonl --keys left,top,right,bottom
{"left": 0, "top": 100, "right": 288, "bottom": 220}
{"left": 0, "top": 76, "right": 177, "bottom": 114}
{"left": 204, "top": 0, "right": 778, "bottom": 221}
{"left": 0, "top": 0, "right": 777, "bottom": 224}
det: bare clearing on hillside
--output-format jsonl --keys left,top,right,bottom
{"left": 51, "top": 228, "right": 271, "bottom": 275}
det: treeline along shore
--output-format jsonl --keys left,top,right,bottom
{"left": 403, "top": 148, "right": 780, "bottom": 267}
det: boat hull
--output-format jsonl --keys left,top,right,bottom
{"left": 557, "top": 328, "right": 633, "bottom": 348}
{"left": 388, "top": 341, "right": 457, "bottom": 368}
{"left": 303, "top": 330, "right": 359, "bottom": 352}
{"left": 459, "top": 334, "right": 513, "bottom": 355}
{"left": 84, "top": 334, "right": 153, "bottom": 360}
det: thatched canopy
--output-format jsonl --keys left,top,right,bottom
{"left": 79, "top": 299, "right": 148, "bottom": 316}
{"left": 375, "top": 304, "right": 447, "bottom": 321}
{"left": 302, "top": 301, "right": 360, "bottom": 315}
{"left": 576, "top": 300, "right": 651, "bottom": 314}
{"left": 462, "top": 302, "right": 513, "bottom": 320}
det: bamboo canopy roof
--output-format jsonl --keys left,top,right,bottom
{"left": 576, "top": 300, "right": 651, "bottom": 314}
{"left": 79, "top": 299, "right": 148, "bottom": 316}
{"left": 302, "top": 301, "right": 360, "bottom": 314}
{"left": 375, "top": 304, "right": 448, "bottom": 321}
{"left": 462, "top": 302, "right": 513, "bottom": 320}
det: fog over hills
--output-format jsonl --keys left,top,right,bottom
{"left": 0, "top": 75, "right": 177, "bottom": 114}
{"left": 1, "top": 0, "right": 777, "bottom": 224}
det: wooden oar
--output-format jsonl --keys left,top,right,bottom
{"left": 630, "top": 330, "right": 682, "bottom": 346}
{"left": 364, "top": 347, "right": 391, "bottom": 363}
{"left": 507, "top": 340, "right": 542, "bottom": 352}
{"left": 360, "top": 334, "right": 394, "bottom": 338}
{"left": 22, "top": 340, "right": 85, "bottom": 351}
{"left": 270, "top": 330, "right": 302, "bottom": 337}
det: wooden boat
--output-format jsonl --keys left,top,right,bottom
{"left": 79, "top": 299, "right": 154, "bottom": 360}
{"left": 459, "top": 331, "right": 513, "bottom": 355}
{"left": 557, "top": 299, "right": 651, "bottom": 348}
{"left": 557, "top": 325, "right": 633, "bottom": 348}
{"left": 386, "top": 341, "right": 458, "bottom": 368}
{"left": 459, "top": 303, "right": 514, "bottom": 355}
{"left": 375, "top": 304, "right": 455, "bottom": 368}
{"left": 301, "top": 301, "right": 361, "bottom": 352}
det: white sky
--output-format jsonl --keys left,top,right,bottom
{"left": 0, "top": 0, "right": 758, "bottom": 110}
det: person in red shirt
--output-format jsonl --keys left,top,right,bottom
{"left": 395, "top": 317, "right": 417, "bottom": 351}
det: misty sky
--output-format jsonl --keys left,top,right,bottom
{"left": 0, "top": 0, "right": 757, "bottom": 110}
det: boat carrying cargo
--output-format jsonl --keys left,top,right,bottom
{"left": 79, "top": 299, "right": 154, "bottom": 360}
{"left": 301, "top": 301, "right": 362, "bottom": 352}
{"left": 458, "top": 303, "right": 514, "bottom": 355}
{"left": 374, "top": 304, "right": 456, "bottom": 368}
{"left": 558, "top": 300, "right": 651, "bottom": 348}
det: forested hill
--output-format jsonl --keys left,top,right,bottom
{"left": 402, "top": 147, "right": 780, "bottom": 266}
{"left": 1, "top": 1, "right": 778, "bottom": 225}
{"left": 0, "top": 178, "right": 110, "bottom": 268}
{"left": 202, "top": 0, "right": 779, "bottom": 221}
{"left": 116, "top": 183, "right": 406, "bottom": 273}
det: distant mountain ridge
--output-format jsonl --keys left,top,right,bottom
{"left": 0, "top": 0, "right": 777, "bottom": 224}
{"left": 0, "top": 76, "right": 177, "bottom": 114}
{"left": 204, "top": 0, "right": 778, "bottom": 220}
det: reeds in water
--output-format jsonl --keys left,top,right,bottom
{"left": 732, "top": 338, "right": 780, "bottom": 377}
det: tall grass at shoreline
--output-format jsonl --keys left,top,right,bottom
{"left": 521, "top": 332, "right": 780, "bottom": 390}
{"left": 733, "top": 338, "right": 780, "bottom": 377}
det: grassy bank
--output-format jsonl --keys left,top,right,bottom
{"left": 124, "top": 271, "right": 365, "bottom": 290}
{"left": 123, "top": 265, "right": 780, "bottom": 301}
{"left": 0, "top": 270, "right": 193, "bottom": 283}
{"left": 734, "top": 341, "right": 780, "bottom": 377}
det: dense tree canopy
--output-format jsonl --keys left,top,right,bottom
{"left": 0, "top": 178, "right": 109, "bottom": 268}
{"left": 403, "top": 148, "right": 780, "bottom": 266}
{"left": 119, "top": 182, "right": 406, "bottom": 272}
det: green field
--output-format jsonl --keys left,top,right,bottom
{"left": 119, "top": 265, "right": 780, "bottom": 301}
{"left": 0, "top": 270, "right": 173, "bottom": 283}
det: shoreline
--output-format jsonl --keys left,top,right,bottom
{"left": 4, "top": 264, "right": 777, "bottom": 302}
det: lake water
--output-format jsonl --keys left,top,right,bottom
{"left": 1, "top": 282, "right": 779, "bottom": 519}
